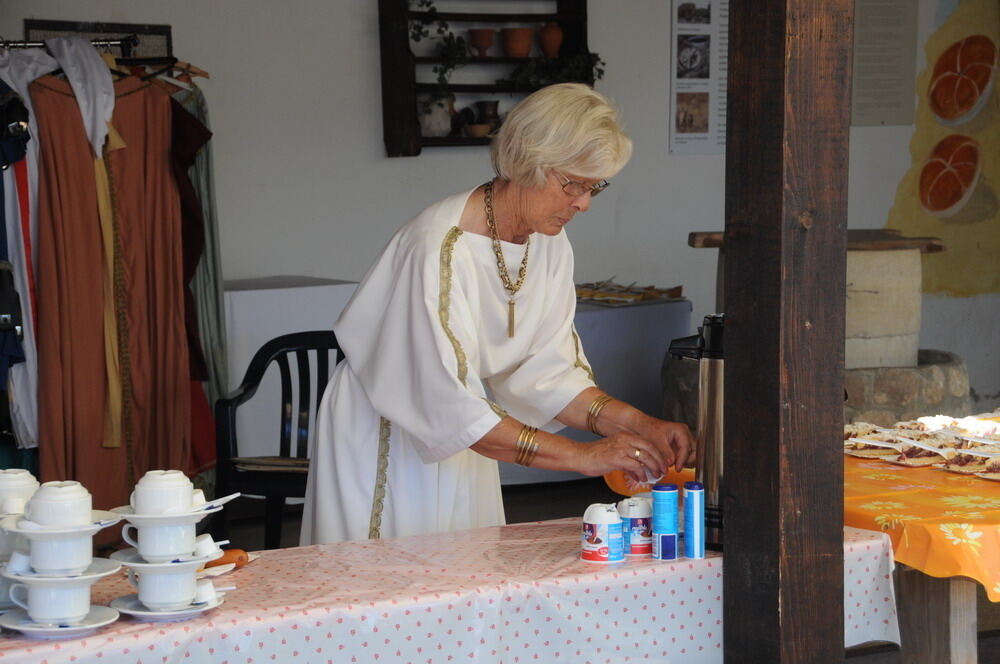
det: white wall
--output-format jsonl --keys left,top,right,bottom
{"left": 2, "top": 0, "right": 997, "bottom": 411}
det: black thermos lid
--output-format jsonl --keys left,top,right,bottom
{"left": 701, "top": 313, "right": 724, "bottom": 359}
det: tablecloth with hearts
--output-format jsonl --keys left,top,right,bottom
{"left": 0, "top": 519, "right": 898, "bottom": 663}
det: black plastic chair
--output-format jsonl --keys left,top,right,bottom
{"left": 213, "top": 331, "right": 343, "bottom": 549}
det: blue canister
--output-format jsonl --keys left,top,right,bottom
{"left": 684, "top": 481, "right": 706, "bottom": 559}
{"left": 651, "top": 483, "right": 678, "bottom": 561}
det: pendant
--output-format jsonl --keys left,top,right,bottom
{"left": 508, "top": 299, "right": 515, "bottom": 338}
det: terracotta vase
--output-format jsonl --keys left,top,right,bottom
{"left": 537, "top": 22, "right": 563, "bottom": 58}
{"left": 475, "top": 100, "right": 501, "bottom": 132}
{"left": 501, "top": 28, "right": 534, "bottom": 58}
{"left": 467, "top": 29, "right": 495, "bottom": 58}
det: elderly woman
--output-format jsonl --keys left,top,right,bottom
{"left": 301, "top": 83, "right": 695, "bottom": 544}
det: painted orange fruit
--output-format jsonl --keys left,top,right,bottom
{"left": 918, "top": 134, "right": 980, "bottom": 216}
{"left": 928, "top": 35, "right": 997, "bottom": 125}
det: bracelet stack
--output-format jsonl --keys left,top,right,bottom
{"left": 515, "top": 425, "right": 539, "bottom": 467}
{"left": 587, "top": 394, "right": 614, "bottom": 435}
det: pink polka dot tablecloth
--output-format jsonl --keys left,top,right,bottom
{"left": 0, "top": 520, "right": 898, "bottom": 663}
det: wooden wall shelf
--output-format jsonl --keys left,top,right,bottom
{"left": 378, "top": 0, "right": 591, "bottom": 157}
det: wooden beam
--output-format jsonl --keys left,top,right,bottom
{"left": 723, "top": 1, "right": 852, "bottom": 661}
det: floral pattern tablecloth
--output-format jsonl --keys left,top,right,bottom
{"left": 845, "top": 454, "right": 1000, "bottom": 600}
{"left": 0, "top": 518, "right": 897, "bottom": 663}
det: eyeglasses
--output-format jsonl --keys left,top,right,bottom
{"left": 555, "top": 173, "right": 610, "bottom": 198}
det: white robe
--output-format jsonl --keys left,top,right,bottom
{"left": 301, "top": 188, "right": 596, "bottom": 544}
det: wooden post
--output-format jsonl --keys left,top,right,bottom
{"left": 723, "top": 1, "right": 852, "bottom": 661}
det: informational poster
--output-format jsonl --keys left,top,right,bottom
{"left": 851, "top": 0, "right": 918, "bottom": 126}
{"left": 668, "top": 0, "right": 729, "bottom": 154}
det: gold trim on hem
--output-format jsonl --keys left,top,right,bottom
{"left": 368, "top": 417, "right": 392, "bottom": 540}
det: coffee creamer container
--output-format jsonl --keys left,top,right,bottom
{"left": 617, "top": 496, "right": 652, "bottom": 556}
{"left": 651, "top": 483, "right": 679, "bottom": 561}
{"left": 581, "top": 503, "right": 624, "bottom": 563}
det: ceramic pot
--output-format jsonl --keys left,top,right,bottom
{"left": 475, "top": 100, "right": 501, "bottom": 131}
{"left": 465, "top": 123, "right": 492, "bottom": 138}
{"left": 501, "top": 28, "right": 534, "bottom": 58}
{"left": 538, "top": 22, "right": 563, "bottom": 58}
{"left": 468, "top": 29, "right": 495, "bottom": 57}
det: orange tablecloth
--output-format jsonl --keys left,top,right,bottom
{"left": 844, "top": 454, "right": 1000, "bottom": 601}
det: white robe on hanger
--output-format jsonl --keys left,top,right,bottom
{"left": 0, "top": 47, "right": 58, "bottom": 449}
{"left": 301, "top": 188, "right": 596, "bottom": 544}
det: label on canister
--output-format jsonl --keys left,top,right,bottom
{"left": 652, "top": 532, "right": 678, "bottom": 560}
{"left": 684, "top": 481, "right": 706, "bottom": 559}
{"left": 582, "top": 503, "right": 624, "bottom": 563}
{"left": 651, "top": 483, "right": 679, "bottom": 534}
{"left": 617, "top": 497, "right": 652, "bottom": 556}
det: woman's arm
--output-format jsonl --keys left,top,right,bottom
{"left": 470, "top": 401, "right": 692, "bottom": 481}
{"left": 556, "top": 387, "right": 697, "bottom": 474}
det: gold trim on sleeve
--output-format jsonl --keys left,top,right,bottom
{"left": 439, "top": 226, "right": 469, "bottom": 384}
{"left": 368, "top": 417, "right": 392, "bottom": 540}
{"left": 571, "top": 327, "right": 595, "bottom": 382}
{"left": 485, "top": 399, "right": 508, "bottom": 418}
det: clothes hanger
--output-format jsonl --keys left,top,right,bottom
{"left": 174, "top": 61, "right": 210, "bottom": 80}
{"left": 140, "top": 58, "right": 180, "bottom": 82}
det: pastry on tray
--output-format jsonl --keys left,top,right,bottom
{"left": 975, "top": 458, "right": 1000, "bottom": 481}
{"left": 938, "top": 445, "right": 1000, "bottom": 474}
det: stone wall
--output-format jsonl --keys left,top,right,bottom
{"left": 843, "top": 349, "right": 971, "bottom": 426}
{"left": 662, "top": 349, "right": 971, "bottom": 430}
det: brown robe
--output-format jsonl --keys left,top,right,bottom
{"left": 33, "top": 75, "right": 190, "bottom": 514}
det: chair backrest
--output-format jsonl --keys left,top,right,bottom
{"left": 216, "top": 330, "right": 343, "bottom": 463}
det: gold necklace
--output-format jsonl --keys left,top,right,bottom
{"left": 484, "top": 180, "right": 530, "bottom": 338}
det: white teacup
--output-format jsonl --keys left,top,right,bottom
{"left": 0, "top": 469, "right": 39, "bottom": 513}
{"left": 28, "top": 533, "right": 93, "bottom": 576}
{"left": 4, "top": 549, "right": 32, "bottom": 575}
{"left": 9, "top": 581, "right": 91, "bottom": 625}
{"left": 193, "top": 534, "right": 227, "bottom": 559}
{"left": 130, "top": 470, "right": 194, "bottom": 515}
{"left": 122, "top": 523, "right": 197, "bottom": 563}
{"left": 23, "top": 481, "right": 92, "bottom": 528}
{"left": 127, "top": 567, "right": 197, "bottom": 611}
{"left": 193, "top": 578, "right": 217, "bottom": 605}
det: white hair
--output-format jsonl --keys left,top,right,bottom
{"left": 490, "top": 83, "right": 633, "bottom": 188}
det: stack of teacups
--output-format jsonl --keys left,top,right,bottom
{"left": 0, "top": 480, "right": 121, "bottom": 630}
{"left": 111, "top": 470, "right": 230, "bottom": 615}
{"left": 0, "top": 469, "right": 39, "bottom": 608}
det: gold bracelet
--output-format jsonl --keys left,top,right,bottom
{"left": 514, "top": 425, "right": 539, "bottom": 467}
{"left": 587, "top": 394, "right": 614, "bottom": 435}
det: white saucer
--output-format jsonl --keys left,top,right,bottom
{"left": 0, "top": 511, "right": 121, "bottom": 538}
{"left": 2, "top": 557, "right": 121, "bottom": 582}
{"left": 0, "top": 605, "right": 118, "bottom": 639}
{"left": 110, "top": 547, "right": 223, "bottom": 569}
{"left": 111, "top": 593, "right": 224, "bottom": 622}
{"left": 110, "top": 505, "right": 222, "bottom": 526}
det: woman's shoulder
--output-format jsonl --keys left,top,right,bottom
{"left": 394, "top": 188, "right": 479, "bottom": 252}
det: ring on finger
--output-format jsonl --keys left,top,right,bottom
{"left": 633, "top": 448, "right": 641, "bottom": 459}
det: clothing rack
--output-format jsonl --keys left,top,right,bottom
{"left": 1, "top": 34, "right": 139, "bottom": 57}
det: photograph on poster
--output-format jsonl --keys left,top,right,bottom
{"left": 677, "top": 1, "right": 712, "bottom": 24}
{"left": 675, "top": 92, "right": 710, "bottom": 133}
{"left": 677, "top": 35, "right": 711, "bottom": 78}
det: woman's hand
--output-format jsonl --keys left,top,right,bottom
{"left": 634, "top": 418, "right": 697, "bottom": 474}
{"left": 576, "top": 431, "right": 675, "bottom": 482}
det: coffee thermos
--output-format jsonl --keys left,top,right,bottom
{"left": 668, "top": 313, "right": 724, "bottom": 550}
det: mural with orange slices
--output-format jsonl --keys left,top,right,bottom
{"left": 886, "top": 0, "right": 999, "bottom": 296}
